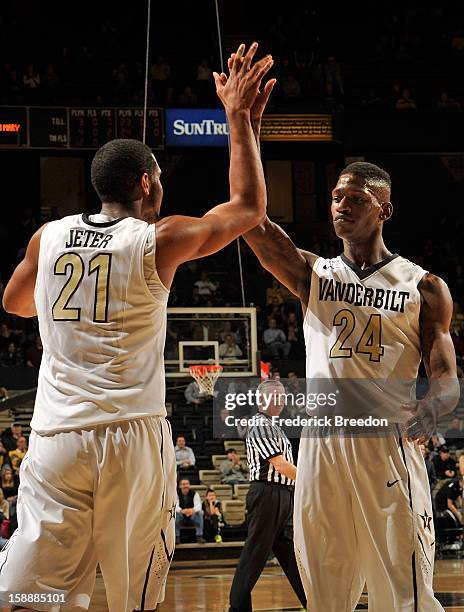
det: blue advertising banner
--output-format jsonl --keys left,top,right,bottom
{"left": 165, "top": 108, "right": 228, "bottom": 147}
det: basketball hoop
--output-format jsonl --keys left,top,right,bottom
{"left": 189, "top": 365, "right": 223, "bottom": 396}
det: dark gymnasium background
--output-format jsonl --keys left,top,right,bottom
{"left": 0, "top": 0, "right": 463, "bottom": 608}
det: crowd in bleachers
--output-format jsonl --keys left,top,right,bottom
{"left": 0, "top": 423, "right": 29, "bottom": 540}
{"left": 2, "top": 3, "right": 464, "bottom": 112}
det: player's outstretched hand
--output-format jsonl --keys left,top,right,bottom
{"left": 224, "top": 52, "right": 276, "bottom": 123}
{"left": 213, "top": 42, "right": 274, "bottom": 115}
{"left": 401, "top": 398, "right": 439, "bottom": 444}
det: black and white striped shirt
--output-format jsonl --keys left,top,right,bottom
{"left": 246, "top": 413, "right": 295, "bottom": 486}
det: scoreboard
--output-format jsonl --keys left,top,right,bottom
{"left": 0, "top": 107, "right": 164, "bottom": 149}
{"left": 0, "top": 106, "right": 334, "bottom": 148}
{"left": 70, "top": 108, "right": 115, "bottom": 147}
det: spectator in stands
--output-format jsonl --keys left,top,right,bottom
{"left": 184, "top": 380, "right": 206, "bottom": 405}
{"left": 266, "top": 298, "right": 286, "bottom": 328}
{"left": 1, "top": 465, "right": 18, "bottom": 502}
{"left": 44, "top": 64, "right": 61, "bottom": 103}
{"left": 22, "top": 64, "right": 41, "bottom": 102}
{"left": 325, "top": 55, "right": 344, "bottom": 98}
{"left": 3, "top": 65, "right": 22, "bottom": 104}
{"left": 0, "top": 442, "right": 9, "bottom": 469}
{"left": 282, "top": 75, "right": 301, "bottom": 101}
{"left": 0, "top": 342, "right": 24, "bottom": 368}
{"left": 202, "top": 488, "right": 223, "bottom": 543}
{"left": 196, "top": 58, "right": 213, "bottom": 104}
{"left": 177, "top": 85, "right": 198, "bottom": 107}
{"left": 266, "top": 280, "right": 285, "bottom": 306}
{"left": 434, "top": 476, "right": 463, "bottom": 528}
{"left": 219, "top": 321, "right": 242, "bottom": 345}
{"left": 219, "top": 335, "right": 243, "bottom": 360}
{"left": 149, "top": 55, "right": 172, "bottom": 104}
{"left": 9, "top": 436, "right": 27, "bottom": 475}
{"left": 195, "top": 271, "right": 218, "bottom": 300}
{"left": 395, "top": 89, "right": 417, "bottom": 111}
{"left": 287, "top": 370, "right": 302, "bottom": 392}
{"left": 217, "top": 407, "right": 239, "bottom": 439}
{"left": 433, "top": 446, "right": 457, "bottom": 479}
{"left": 0, "top": 488, "right": 9, "bottom": 522}
{"left": 445, "top": 418, "right": 463, "bottom": 448}
{"left": 150, "top": 55, "right": 171, "bottom": 81}
{"left": 286, "top": 312, "right": 304, "bottom": 358}
{"left": 420, "top": 444, "right": 437, "bottom": 489}
{"left": 428, "top": 433, "right": 446, "bottom": 456}
{"left": 175, "top": 436, "right": 196, "bottom": 470}
{"left": 284, "top": 371, "right": 305, "bottom": 416}
{"left": 437, "top": 92, "right": 460, "bottom": 110}
{"left": 25, "top": 334, "right": 43, "bottom": 368}
{"left": 176, "top": 478, "right": 205, "bottom": 544}
{"left": 1, "top": 423, "right": 24, "bottom": 453}
{"left": 263, "top": 319, "right": 291, "bottom": 359}
{"left": 191, "top": 286, "right": 203, "bottom": 307}
{"left": 0, "top": 324, "right": 13, "bottom": 352}
{"left": 197, "top": 58, "right": 212, "bottom": 82}
{"left": 112, "top": 63, "right": 130, "bottom": 103}
{"left": 450, "top": 30, "right": 464, "bottom": 56}
{"left": 220, "top": 449, "right": 248, "bottom": 485}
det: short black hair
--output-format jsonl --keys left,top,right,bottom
{"left": 340, "top": 162, "right": 391, "bottom": 191}
{"left": 226, "top": 448, "right": 237, "bottom": 454}
{"left": 91, "top": 138, "right": 155, "bottom": 204}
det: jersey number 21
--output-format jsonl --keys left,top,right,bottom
{"left": 51, "top": 252, "right": 112, "bottom": 323}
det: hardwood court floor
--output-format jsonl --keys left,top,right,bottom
{"left": 86, "top": 559, "right": 464, "bottom": 611}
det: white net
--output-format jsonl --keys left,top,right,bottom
{"left": 189, "top": 365, "right": 223, "bottom": 396}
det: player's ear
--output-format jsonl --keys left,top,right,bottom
{"left": 141, "top": 172, "right": 151, "bottom": 196}
{"left": 379, "top": 202, "right": 393, "bottom": 222}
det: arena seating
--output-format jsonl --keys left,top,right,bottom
{"left": 221, "top": 500, "right": 246, "bottom": 526}
{"left": 233, "top": 484, "right": 250, "bottom": 502}
{"left": 199, "top": 469, "right": 222, "bottom": 485}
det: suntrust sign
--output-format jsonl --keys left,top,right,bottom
{"left": 166, "top": 109, "right": 228, "bottom": 146}
{"left": 165, "top": 110, "right": 334, "bottom": 146}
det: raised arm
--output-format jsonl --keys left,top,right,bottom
{"left": 402, "top": 273, "right": 460, "bottom": 442}
{"left": 218, "top": 54, "right": 315, "bottom": 309}
{"left": 155, "top": 43, "right": 274, "bottom": 289}
{"left": 243, "top": 218, "right": 314, "bottom": 309}
{"left": 2, "top": 224, "right": 47, "bottom": 317}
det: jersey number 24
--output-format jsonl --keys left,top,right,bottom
{"left": 330, "top": 309, "right": 384, "bottom": 362}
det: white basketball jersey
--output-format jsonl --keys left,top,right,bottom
{"left": 32, "top": 214, "right": 169, "bottom": 434}
{"left": 303, "top": 254, "right": 427, "bottom": 422}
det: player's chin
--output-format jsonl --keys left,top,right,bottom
{"left": 333, "top": 220, "right": 357, "bottom": 239}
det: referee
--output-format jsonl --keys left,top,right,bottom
{"left": 229, "top": 380, "right": 307, "bottom": 612}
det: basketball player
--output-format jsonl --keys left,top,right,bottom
{"left": 242, "top": 157, "right": 460, "bottom": 609}
{"left": 0, "top": 43, "right": 274, "bottom": 612}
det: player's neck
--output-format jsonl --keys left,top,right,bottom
{"left": 342, "top": 237, "right": 391, "bottom": 268}
{"left": 100, "top": 201, "right": 142, "bottom": 220}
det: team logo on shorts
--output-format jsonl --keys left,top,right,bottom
{"left": 419, "top": 508, "right": 432, "bottom": 533}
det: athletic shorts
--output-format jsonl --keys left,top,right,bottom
{"left": 294, "top": 431, "right": 443, "bottom": 612}
{"left": 0, "top": 416, "right": 176, "bottom": 612}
